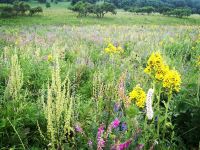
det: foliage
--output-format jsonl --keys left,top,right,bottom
{"left": 46, "top": 2, "right": 51, "bottom": 8}
{"left": 0, "top": 24, "right": 200, "bottom": 149}
{"left": 29, "top": 6, "right": 43, "bottom": 16}
{"left": 164, "top": 8, "right": 192, "bottom": 18}
{"left": 70, "top": 1, "right": 116, "bottom": 18}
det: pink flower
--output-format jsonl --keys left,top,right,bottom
{"left": 75, "top": 124, "right": 83, "bottom": 133}
{"left": 97, "top": 124, "right": 105, "bottom": 150}
{"left": 119, "top": 140, "right": 132, "bottom": 150}
{"left": 112, "top": 118, "right": 120, "bottom": 128}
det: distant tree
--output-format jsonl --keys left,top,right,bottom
{"left": 93, "top": 2, "right": 116, "bottom": 18}
{"left": 29, "top": 6, "right": 43, "bottom": 16}
{"left": 13, "top": 1, "right": 30, "bottom": 15}
{"left": 46, "top": 2, "right": 51, "bottom": 8}
{"left": 70, "top": 1, "right": 93, "bottom": 17}
{"left": 38, "top": 0, "right": 46, "bottom": 3}
{"left": 164, "top": 8, "right": 192, "bottom": 18}
{"left": 131, "top": 6, "right": 155, "bottom": 14}
{"left": 1, "top": 6, "right": 16, "bottom": 17}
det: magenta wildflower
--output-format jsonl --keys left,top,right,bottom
{"left": 112, "top": 118, "right": 120, "bottom": 128}
{"left": 119, "top": 140, "right": 132, "bottom": 150}
{"left": 97, "top": 124, "right": 105, "bottom": 150}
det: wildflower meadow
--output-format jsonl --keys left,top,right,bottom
{"left": 0, "top": 9, "right": 200, "bottom": 150}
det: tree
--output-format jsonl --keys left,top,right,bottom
{"left": 164, "top": 8, "right": 192, "bottom": 18}
{"left": 70, "top": 1, "right": 93, "bottom": 17}
{"left": 93, "top": 2, "right": 116, "bottom": 18}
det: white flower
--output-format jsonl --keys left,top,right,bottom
{"left": 146, "top": 88, "right": 154, "bottom": 120}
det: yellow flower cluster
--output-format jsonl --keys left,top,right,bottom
{"left": 144, "top": 52, "right": 169, "bottom": 81}
{"left": 129, "top": 85, "right": 146, "bottom": 108}
{"left": 163, "top": 70, "right": 181, "bottom": 92}
{"left": 144, "top": 52, "right": 181, "bottom": 92}
{"left": 47, "top": 54, "right": 53, "bottom": 62}
{"left": 104, "top": 43, "right": 123, "bottom": 54}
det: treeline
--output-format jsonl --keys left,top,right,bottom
{"left": 71, "top": 0, "right": 200, "bottom": 14}
{"left": 0, "top": 1, "right": 43, "bottom": 17}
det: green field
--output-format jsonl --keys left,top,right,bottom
{"left": 0, "top": 2, "right": 200, "bottom": 150}
{"left": 1, "top": 2, "right": 200, "bottom": 26}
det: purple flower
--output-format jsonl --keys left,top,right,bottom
{"left": 120, "top": 122, "right": 127, "bottom": 131}
{"left": 112, "top": 118, "right": 120, "bottom": 128}
{"left": 75, "top": 124, "right": 83, "bottom": 133}
{"left": 97, "top": 124, "right": 105, "bottom": 149}
{"left": 135, "top": 144, "right": 144, "bottom": 150}
{"left": 119, "top": 140, "right": 132, "bottom": 150}
{"left": 88, "top": 140, "right": 93, "bottom": 148}
{"left": 114, "top": 103, "right": 120, "bottom": 112}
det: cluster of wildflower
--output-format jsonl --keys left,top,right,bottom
{"left": 144, "top": 52, "right": 169, "bottom": 81}
{"left": 111, "top": 140, "right": 132, "bottom": 150}
{"left": 129, "top": 85, "right": 146, "bottom": 108}
{"left": 97, "top": 124, "right": 105, "bottom": 150}
{"left": 104, "top": 43, "right": 123, "bottom": 54}
{"left": 163, "top": 70, "right": 181, "bottom": 92}
{"left": 144, "top": 52, "right": 181, "bottom": 92}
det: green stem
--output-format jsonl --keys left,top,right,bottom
{"left": 156, "top": 87, "right": 161, "bottom": 139}
{"left": 7, "top": 117, "right": 26, "bottom": 150}
{"left": 162, "top": 93, "right": 172, "bottom": 139}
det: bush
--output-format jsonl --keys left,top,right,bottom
{"left": 164, "top": 8, "right": 192, "bottom": 18}
{"left": 46, "top": 2, "right": 51, "bottom": 8}
{"left": 70, "top": 1, "right": 93, "bottom": 17}
{"left": 29, "top": 6, "right": 43, "bottom": 16}
{"left": 1, "top": 6, "right": 17, "bottom": 17}
{"left": 130, "top": 6, "right": 155, "bottom": 14}
{"left": 13, "top": 1, "right": 30, "bottom": 15}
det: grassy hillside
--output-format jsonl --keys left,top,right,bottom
{"left": 1, "top": 2, "right": 200, "bottom": 26}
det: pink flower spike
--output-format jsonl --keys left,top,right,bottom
{"left": 112, "top": 118, "right": 120, "bottom": 128}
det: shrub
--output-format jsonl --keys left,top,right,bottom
{"left": 46, "top": 2, "right": 51, "bottom": 8}
{"left": 164, "top": 8, "right": 192, "bottom": 18}
{"left": 29, "top": 6, "right": 43, "bottom": 16}
{"left": 13, "top": 1, "right": 30, "bottom": 15}
{"left": 1, "top": 6, "right": 17, "bottom": 17}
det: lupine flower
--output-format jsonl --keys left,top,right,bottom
{"left": 75, "top": 124, "right": 83, "bottom": 133}
{"left": 146, "top": 88, "right": 154, "bottom": 120}
{"left": 120, "top": 122, "right": 127, "bottom": 131}
{"left": 119, "top": 140, "right": 132, "bottom": 150}
{"left": 114, "top": 103, "right": 121, "bottom": 112}
{"left": 97, "top": 124, "right": 105, "bottom": 150}
{"left": 112, "top": 118, "right": 120, "bottom": 128}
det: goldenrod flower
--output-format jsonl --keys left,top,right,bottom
{"left": 104, "top": 43, "right": 123, "bottom": 54}
{"left": 129, "top": 85, "right": 146, "bottom": 108}
{"left": 163, "top": 70, "right": 181, "bottom": 92}
{"left": 144, "top": 52, "right": 169, "bottom": 80}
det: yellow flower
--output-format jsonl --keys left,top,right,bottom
{"left": 144, "top": 52, "right": 169, "bottom": 80}
{"left": 163, "top": 70, "right": 181, "bottom": 92}
{"left": 104, "top": 43, "right": 123, "bottom": 54}
{"left": 47, "top": 54, "right": 53, "bottom": 62}
{"left": 129, "top": 85, "right": 146, "bottom": 108}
